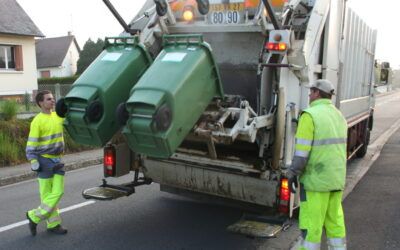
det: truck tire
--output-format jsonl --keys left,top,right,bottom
{"left": 356, "top": 128, "right": 370, "bottom": 158}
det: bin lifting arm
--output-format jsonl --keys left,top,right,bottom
{"left": 103, "top": 0, "right": 141, "bottom": 35}
{"left": 261, "top": 0, "right": 282, "bottom": 30}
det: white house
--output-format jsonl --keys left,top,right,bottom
{"left": 0, "top": 0, "right": 44, "bottom": 100}
{"left": 35, "top": 34, "right": 81, "bottom": 78}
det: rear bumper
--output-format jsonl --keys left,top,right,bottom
{"left": 143, "top": 157, "right": 279, "bottom": 207}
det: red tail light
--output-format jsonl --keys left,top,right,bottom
{"left": 266, "top": 42, "right": 287, "bottom": 51}
{"left": 279, "top": 178, "right": 290, "bottom": 214}
{"left": 104, "top": 145, "right": 116, "bottom": 177}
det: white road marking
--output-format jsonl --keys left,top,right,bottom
{"left": 0, "top": 200, "right": 95, "bottom": 233}
{"left": 59, "top": 200, "right": 95, "bottom": 213}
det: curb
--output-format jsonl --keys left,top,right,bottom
{"left": 0, "top": 157, "right": 103, "bottom": 187}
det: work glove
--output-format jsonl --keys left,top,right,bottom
{"left": 286, "top": 171, "right": 298, "bottom": 194}
{"left": 30, "top": 160, "right": 40, "bottom": 172}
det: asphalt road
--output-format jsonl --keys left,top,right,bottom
{"left": 0, "top": 167, "right": 266, "bottom": 250}
{"left": 1, "top": 91, "right": 400, "bottom": 250}
{"left": 344, "top": 127, "right": 400, "bottom": 250}
{"left": 371, "top": 91, "right": 400, "bottom": 142}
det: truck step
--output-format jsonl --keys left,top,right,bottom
{"left": 82, "top": 186, "right": 132, "bottom": 200}
{"left": 227, "top": 214, "right": 289, "bottom": 238}
{"left": 82, "top": 177, "right": 152, "bottom": 201}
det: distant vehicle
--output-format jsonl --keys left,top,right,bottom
{"left": 374, "top": 60, "right": 393, "bottom": 91}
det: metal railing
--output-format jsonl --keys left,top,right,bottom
{"left": 38, "top": 83, "right": 73, "bottom": 100}
{"left": 38, "top": 83, "right": 72, "bottom": 100}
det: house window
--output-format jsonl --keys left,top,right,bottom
{"left": 40, "top": 70, "right": 50, "bottom": 78}
{"left": 0, "top": 45, "right": 23, "bottom": 71}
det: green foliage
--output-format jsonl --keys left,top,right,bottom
{"left": 1, "top": 100, "right": 18, "bottom": 121}
{"left": 37, "top": 75, "right": 79, "bottom": 85}
{"left": 0, "top": 131, "right": 19, "bottom": 166}
{"left": 77, "top": 38, "right": 105, "bottom": 74}
{"left": 64, "top": 129, "right": 96, "bottom": 153}
{"left": 0, "top": 120, "right": 30, "bottom": 166}
{"left": 0, "top": 119, "right": 96, "bottom": 167}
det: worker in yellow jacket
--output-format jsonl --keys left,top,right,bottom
{"left": 25, "top": 90, "right": 67, "bottom": 236}
{"left": 287, "top": 79, "right": 347, "bottom": 250}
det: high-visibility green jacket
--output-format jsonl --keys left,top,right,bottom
{"left": 293, "top": 99, "right": 347, "bottom": 192}
{"left": 26, "top": 112, "right": 64, "bottom": 162}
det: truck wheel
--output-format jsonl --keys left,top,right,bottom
{"left": 356, "top": 128, "right": 370, "bottom": 158}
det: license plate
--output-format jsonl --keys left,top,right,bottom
{"left": 208, "top": 3, "right": 245, "bottom": 25}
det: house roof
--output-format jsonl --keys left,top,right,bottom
{"left": 0, "top": 0, "right": 44, "bottom": 37}
{"left": 36, "top": 36, "right": 81, "bottom": 68}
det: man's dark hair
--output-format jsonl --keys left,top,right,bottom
{"left": 35, "top": 90, "right": 52, "bottom": 107}
{"left": 311, "top": 87, "right": 332, "bottom": 99}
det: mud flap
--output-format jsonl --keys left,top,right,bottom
{"left": 227, "top": 214, "right": 290, "bottom": 238}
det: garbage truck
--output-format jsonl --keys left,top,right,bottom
{"left": 57, "top": 0, "right": 376, "bottom": 237}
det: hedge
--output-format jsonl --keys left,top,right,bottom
{"left": 38, "top": 75, "right": 80, "bottom": 85}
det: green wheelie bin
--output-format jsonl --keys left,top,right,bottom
{"left": 56, "top": 36, "right": 152, "bottom": 146}
{"left": 122, "top": 34, "right": 224, "bottom": 158}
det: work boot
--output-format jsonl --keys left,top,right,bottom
{"left": 47, "top": 225, "right": 68, "bottom": 235}
{"left": 26, "top": 212, "right": 37, "bottom": 236}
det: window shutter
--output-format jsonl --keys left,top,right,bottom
{"left": 15, "top": 45, "right": 23, "bottom": 71}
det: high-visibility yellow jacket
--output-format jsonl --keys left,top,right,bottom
{"left": 290, "top": 99, "right": 347, "bottom": 192}
{"left": 26, "top": 112, "right": 64, "bottom": 163}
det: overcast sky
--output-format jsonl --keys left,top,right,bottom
{"left": 16, "top": 0, "right": 400, "bottom": 68}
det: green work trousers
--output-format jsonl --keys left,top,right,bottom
{"left": 299, "top": 190, "right": 346, "bottom": 250}
{"left": 28, "top": 174, "right": 64, "bottom": 229}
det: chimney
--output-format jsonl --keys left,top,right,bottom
{"left": 67, "top": 31, "right": 73, "bottom": 36}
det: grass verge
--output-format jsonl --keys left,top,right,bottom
{"left": 0, "top": 118, "right": 97, "bottom": 167}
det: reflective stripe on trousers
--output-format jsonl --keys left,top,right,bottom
{"left": 300, "top": 240, "right": 321, "bottom": 250}
{"left": 299, "top": 191, "right": 346, "bottom": 249}
{"left": 28, "top": 174, "right": 64, "bottom": 228}
{"left": 327, "top": 237, "right": 346, "bottom": 250}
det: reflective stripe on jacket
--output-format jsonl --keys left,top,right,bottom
{"left": 26, "top": 112, "right": 65, "bottom": 161}
{"left": 299, "top": 99, "right": 347, "bottom": 192}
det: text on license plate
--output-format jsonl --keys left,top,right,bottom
{"left": 209, "top": 3, "right": 245, "bottom": 11}
{"left": 209, "top": 11, "right": 242, "bottom": 24}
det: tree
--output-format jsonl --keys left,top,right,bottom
{"left": 76, "top": 38, "right": 105, "bottom": 75}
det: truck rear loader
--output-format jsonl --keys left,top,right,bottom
{"left": 57, "top": 0, "right": 376, "bottom": 237}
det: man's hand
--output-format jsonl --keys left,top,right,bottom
{"left": 286, "top": 171, "right": 298, "bottom": 194}
{"left": 30, "top": 160, "right": 40, "bottom": 171}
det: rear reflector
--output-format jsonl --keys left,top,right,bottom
{"left": 279, "top": 178, "right": 290, "bottom": 214}
{"left": 104, "top": 145, "right": 116, "bottom": 177}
